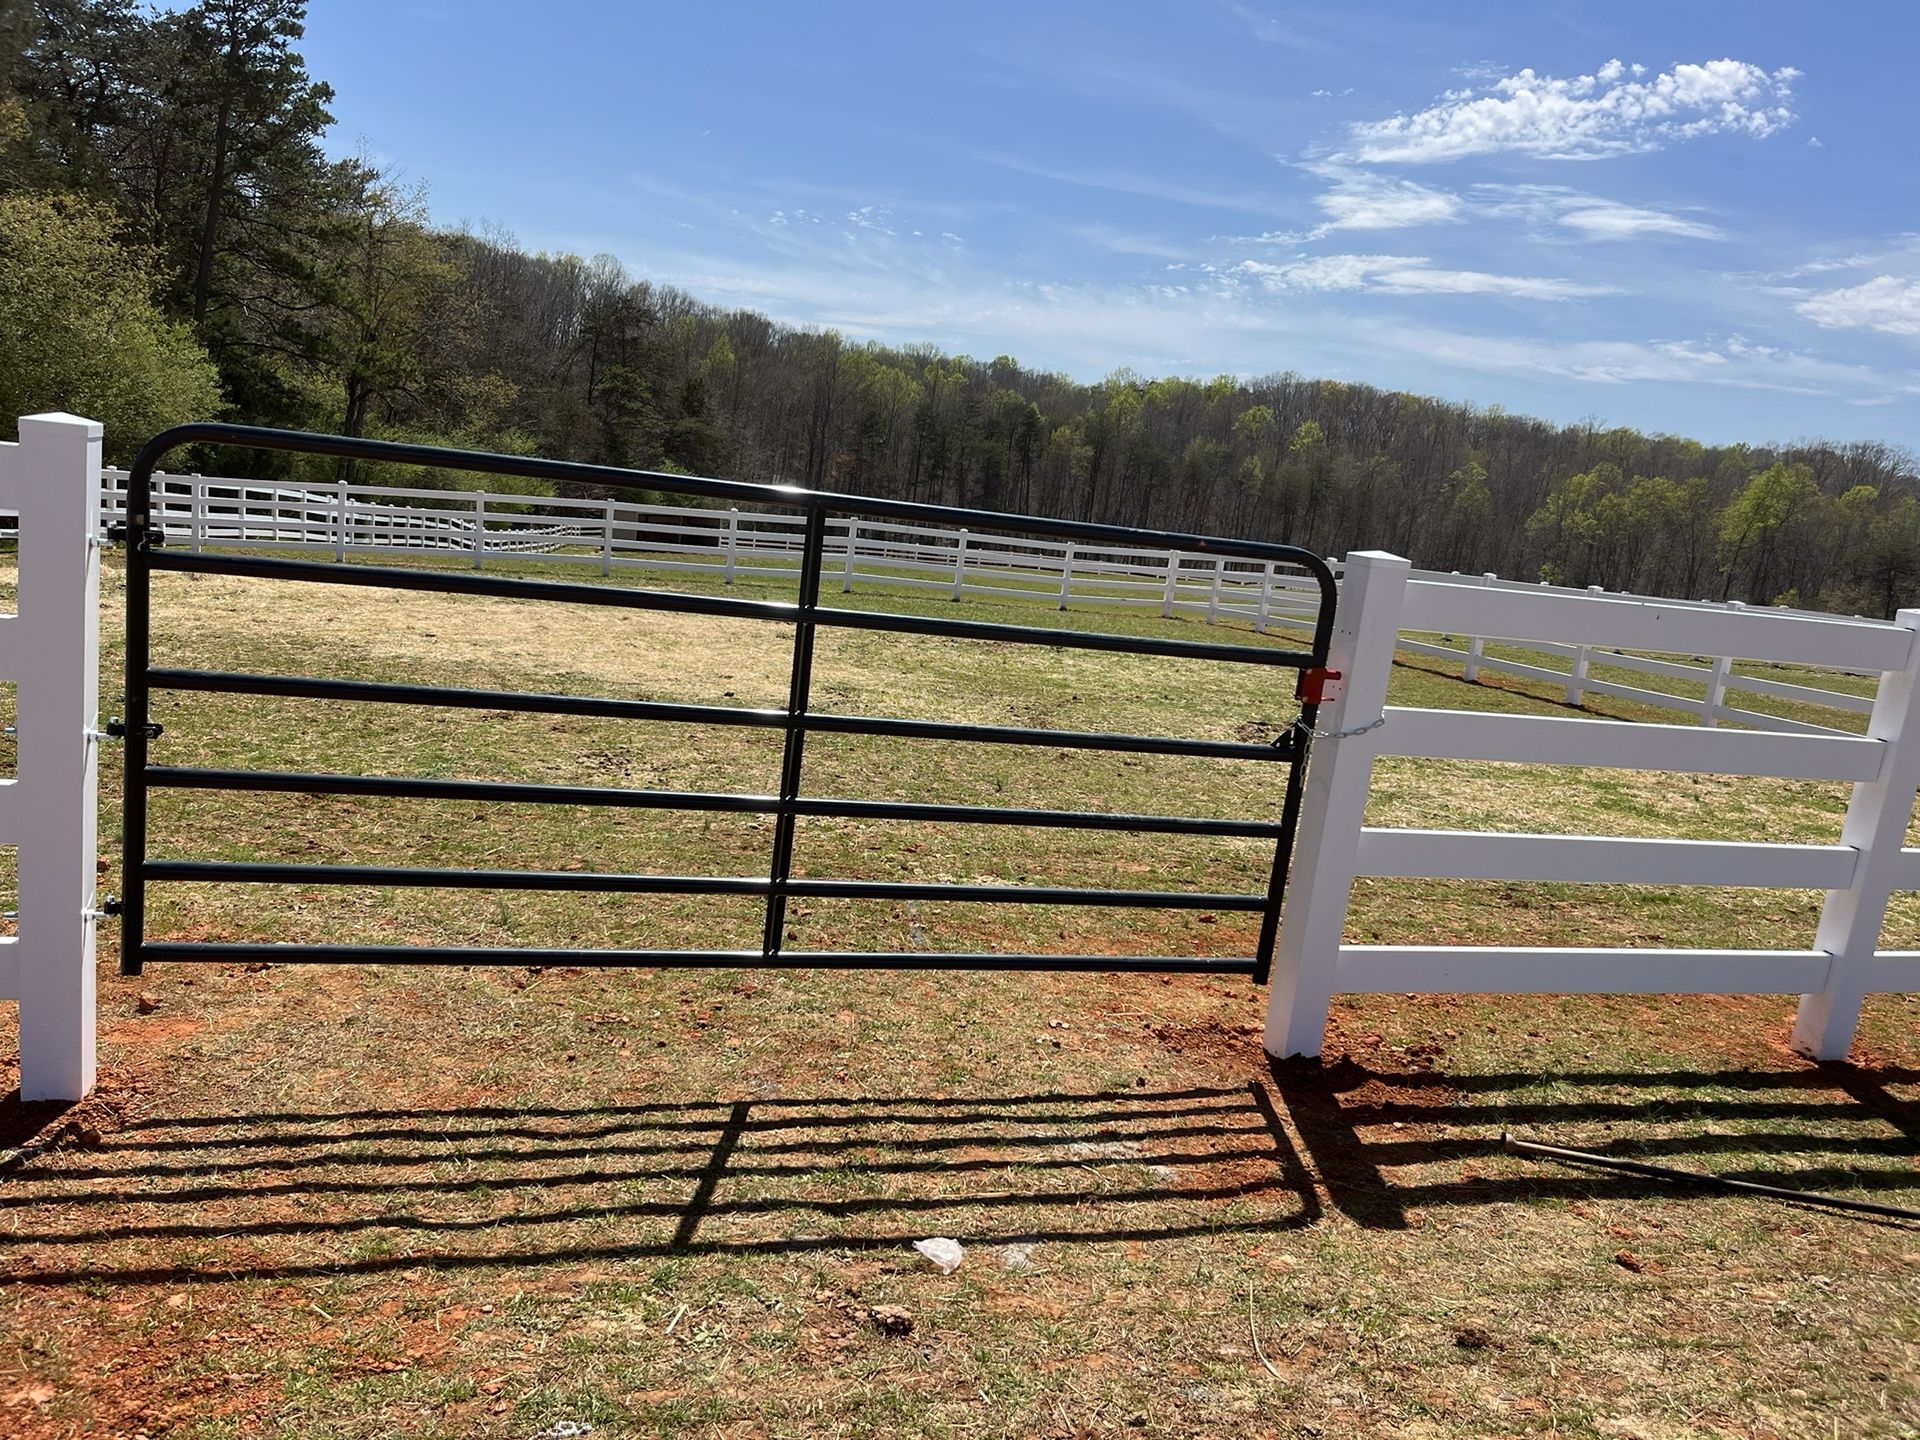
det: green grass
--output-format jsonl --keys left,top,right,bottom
{"left": 1, "top": 549, "right": 1917, "bottom": 1439}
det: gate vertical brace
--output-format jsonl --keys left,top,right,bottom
{"left": 1251, "top": 727, "right": 1313, "bottom": 985}
{"left": 119, "top": 445, "right": 158, "bottom": 977}
{"left": 762, "top": 506, "right": 830, "bottom": 959}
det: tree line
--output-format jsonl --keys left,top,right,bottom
{"left": 4, "top": 0, "right": 1918, "bottom": 615}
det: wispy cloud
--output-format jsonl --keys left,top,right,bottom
{"left": 1071, "top": 224, "right": 1194, "bottom": 261}
{"left": 1477, "top": 184, "right": 1725, "bottom": 241}
{"left": 967, "top": 149, "right": 1294, "bottom": 218}
{"left": 1216, "top": 1, "right": 1338, "bottom": 53}
{"left": 1797, "top": 276, "right": 1920, "bottom": 337}
{"left": 1239, "top": 254, "right": 1614, "bottom": 301}
{"left": 1398, "top": 326, "right": 1920, "bottom": 399}
{"left": 1303, "top": 166, "right": 1463, "bottom": 235}
{"left": 846, "top": 206, "right": 896, "bottom": 236}
{"left": 1228, "top": 166, "right": 1463, "bottom": 244}
{"left": 643, "top": 239, "right": 1917, "bottom": 409}
{"left": 1335, "top": 58, "right": 1800, "bottom": 164}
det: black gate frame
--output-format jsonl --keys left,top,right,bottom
{"left": 116, "top": 424, "right": 1339, "bottom": 982}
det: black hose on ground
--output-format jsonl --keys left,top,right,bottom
{"left": 1500, "top": 1131, "right": 1920, "bottom": 1223}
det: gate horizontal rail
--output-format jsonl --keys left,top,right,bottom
{"left": 134, "top": 944, "right": 1262, "bottom": 974}
{"left": 142, "top": 861, "right": 1270, "bottom": 910}
{"left": 149, "top": 668, "right": 1293, "bottom": 761}
{"left": 118, "top": 423, "right": 1336, "bottom": 981}
{"left": 151, "top": 549, "right": 1317, "bottom": 667}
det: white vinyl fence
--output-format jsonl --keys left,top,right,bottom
{"left": 5, "top": 432, "right": 1918, "bottom": 1098}
{"left": 63, "top": 470, "right": 1890, "bottom": 732}
{"left": 80, "top": 468, "right": 1333, "bottom": 631}
{"left": 1265, "top": 552, "right": 1920, "bottom": 1063}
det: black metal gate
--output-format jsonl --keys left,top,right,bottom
{"left": 116, "top": 424, "right": 1338, "bottom": 982}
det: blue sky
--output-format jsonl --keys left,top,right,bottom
{"left": 299, "top": 1, "right": 1920, "bottom": 450}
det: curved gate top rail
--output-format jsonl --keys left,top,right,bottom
{"left": 116, "top": 423, "right": 1340, "bottom": 983}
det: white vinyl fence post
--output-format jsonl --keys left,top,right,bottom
{"left": 470, "top": 494, "right": 486, "bottom": 569}
{"left": 1705, "top": 602, "right": 1746, "bottom": 725}
{"left": 1566, "top": 585, "right": 1601, "bottom": 703}
{"left": 1160, "top": 551, "right": 1179, "bottom": 619}
{"left": 1704, "top": 653, "right": 1732, "bottom": 728}
{"left": 1255, "top": 561, "right": 1273, "bottom": 635}
{"left": 1207, "top": 557, "right": 1223, "bottom": 625}
{"left": 842, "top": 518, "right": 858, "bottom": 593}
{"left": 1462, "top": 573, "right": 1495, "bottom": 683}
{"left": 1058, "top": 542, "right": 1075, "bottom": 610}
{"left": 1264, "top": 550, "right": 1410, "bottom": 1060}
{"left": 7, "top": 414, "right": 102, "bottom": 1101}
{"left": 1792, "top": 608, "right": 1920, "bottom": 1060}
{"left": 333, "top": 479, "right": 348, "bottom": 561}
{"left": 601, "top": 501, "right": 615, "bottom": 576}
{"left": 951, "top": 527, "right": 968, "bottom": 601}
{"left": 724, "top": 508, "right": 739, "bottom": 585}
{"left": 188, "top": 477, "right": 203, "bottom": 554}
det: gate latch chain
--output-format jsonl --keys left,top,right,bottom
{"left": 1291, "top": 666, "right": 1386, "bottom": 741}
{"left": 1293, "top": 712, "right": 1388, "bottom": 742}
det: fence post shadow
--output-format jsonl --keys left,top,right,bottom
{"left": 1265, "top": 1054, "right": 1414, "bottom": 1231}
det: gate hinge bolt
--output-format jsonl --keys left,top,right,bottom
{"left": 106, "top": 521, "right": 166, "bottom": 549}
{"left": 1296, "top": 667, "right": 1345, "bottom": 705}
{"left": 100, "top": 896, "right": 122, "bottom": 917}
{"left": 103, "top": 717, "right": 163, "bottom": 740}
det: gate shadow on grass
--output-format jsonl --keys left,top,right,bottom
{"left": 0, "top": 1083, "right": 1322, "bottom": 1286}
{"left": 1267, "top": 1055, "right": 1920, "bottom": 1231}
{"left": 8, "top": 1060, "right": 1916, "bottom": 1286}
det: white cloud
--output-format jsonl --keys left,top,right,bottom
{"left": 1797, "top": 276, "right": 1920, "bottom": 337}
{"left": 635, "top": 234, "right": 1920, "bottom": 412}
{"left": 1240, "top": 254, "right": 1614, "bottom": 301}
{"left": 1477, "top": 184, "right": 1724, "bottom": 241}
{"left": 969, "top": 149, "right": 1294, "bottom": 218}
{"left": 1557, "top": 202, "right": 1722, "bottom": 241}
{"left": 1230, "top": 167, "right": 1463, "bottom": 245}
{"left": 1311, "top": 168, "right": 1463, "bottom": 233}
{"left": 1072, "top": 224, "right": 1193, "bottom": 260}
{"left": 1398, "top": 325, "right": 1918, "bottom": 399}
{"left": 1337, "top": 59, "right": 1800, "bottom": 164}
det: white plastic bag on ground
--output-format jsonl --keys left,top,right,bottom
{"left": 912, "top": 1237, "right": 965, "bottom": 1274}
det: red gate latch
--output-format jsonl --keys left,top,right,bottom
{"left": 1296, "top": 667, "right": 1344, "bottom": 705}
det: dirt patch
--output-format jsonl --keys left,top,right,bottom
{"left": 0, "top": 1058, "right": 149, "bottom": 1162}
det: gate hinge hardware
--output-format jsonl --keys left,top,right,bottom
{"left": 105, "top": 521, "right": 165, "bottom": 549}
{"left": 103, "top": 717, "right": 163, "bottom": 740}
{"left": 100, "top": 896, "right": 122, "bottom": 917}
{"left": 1296, "top": 667, "right": 1345, "bottom": 705}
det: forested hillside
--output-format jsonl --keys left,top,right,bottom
{"left": 4, "top": 0, "right": 1918, "bottom": 613}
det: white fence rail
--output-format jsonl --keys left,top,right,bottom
{"left": 0, "top": 415, "right": 102, "bottom": 1101}
{"left": 1265, "top": 553, "right": 1920, "bottom": 1063}
{"left": 1404, "top": 579, "right": 1877, "bottom": 736}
